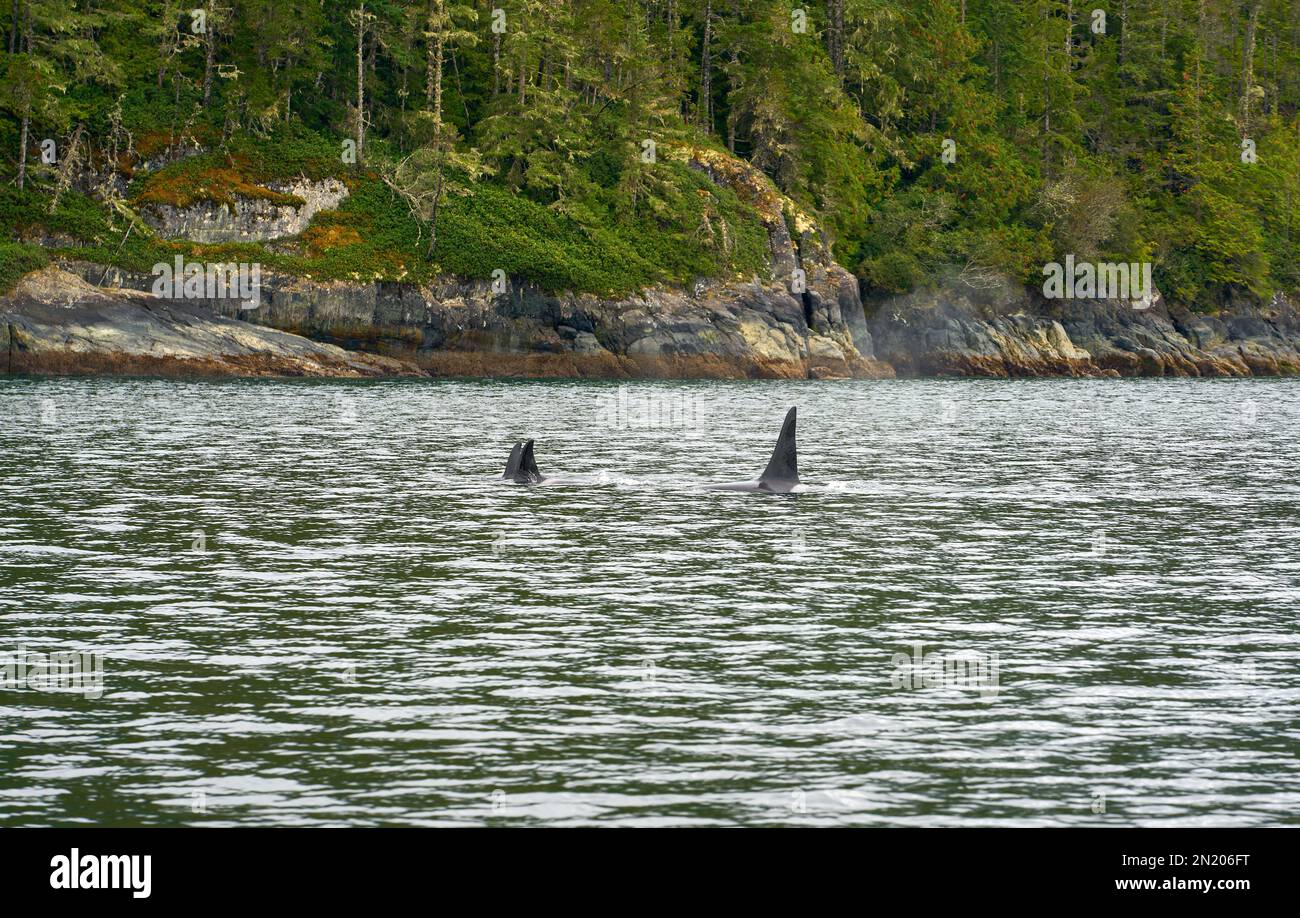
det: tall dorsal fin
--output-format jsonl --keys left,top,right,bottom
{"left": 519, "top": 439, "right": 541, "bottom": 481}
{"left": 503, "top": 440, "right": 523, "bottom": 480}
{"left": 759, "top": 407, "right": 798, "bottom": 485}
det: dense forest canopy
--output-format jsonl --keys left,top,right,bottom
{"left": 1, "top": 0, "right": 1297, "bottom": 309}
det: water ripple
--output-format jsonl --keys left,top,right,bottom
{"left": 1, "top": 376, "right": 1298, "bottom": 825}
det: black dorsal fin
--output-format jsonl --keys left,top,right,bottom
{"left": 503, "top": 440, "right": 523, "bottom": 480}
{"left": 519, "top": 439, "right": 540, "bottom": 480}
{"left": 759, "top": 407, "right": 798, "bottom": 485}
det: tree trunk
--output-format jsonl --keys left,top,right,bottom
{"left": 1064, "top": 0, "right": 1073, "bottom": 73}
{"left": 726, "top": 2, "right": 739, "bottom": 154}
{"left": 667, "top": 0, "right": 676, "bottom": 95}
{"left": 425, "top": 2, "right": 435, "bottom": 107}
{"left": 356, "top": 2, "right": 366, "bottom": 160}
{"left": 49, "top": 122, "right": 84, "bottom": 213}
{"left": 699, "top": 0, "right": 712, "bottom": 128}
{"left": 202, "top": 1, "right": 216, "bottom": 106}
{"left": 1160, "top": 0, "right": 1168, "bottom": 64}
{"left": 430, "top": 0, "right": 444, "bottom": 130}
{"left": 1239, "top": 0, "right": 1264, "bottom": 129}
{"left": 433, "top": 36, "right": 444, "bottom": 131}
{"left": 427, "top": 163, "right": 445, "bottom": 258}
{"left": 1042, "top": 3, "right": 1052, "bottom": 176}
{"left": 493, "top": 32, "right": 501, "bottom": 96}
{"left": 1268, "top": 31, "right": 1277, "bottom": 115}
{"left": 1119, "top": 0, "right": 1128, "bottom": 66}
{"left": 829, "top": 0, "right": 845, "bottom": 77}
{"left": 17, "top": 112, "right": 29, "bottom": 190}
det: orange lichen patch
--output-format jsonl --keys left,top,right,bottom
{"left": 134, "top": 155, "right": 306, "bottom": 211}
{"left": 341, "top": 171, "right": 377, "bottom": 192}
{"left": 117, "top": 128, "right": 221, "bottom": 177}
{"left": 135, "top": 131, "right": 181, "bottom": 162}
{"left": 154, "top": 241, "right": 266, "bottom": 265}
{"left": 301, "top": 223, "right": 364, "bottom": 256}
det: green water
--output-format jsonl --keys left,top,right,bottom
{"left": 1, "top": 376, "right": 1297, "bottom": 826}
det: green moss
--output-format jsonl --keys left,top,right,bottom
{"left": 274, "top": 170, "right": 770, "bottom": 294}
{"left": 128, "top": 127, "right": 346, "bottom": 212}
{"left": 225, "top": 127, "right": 349, "bottom": 184}
{"left": 0, "top": 187, "right": 169, "bottom": 275}
{"left": 136, "top": 162, "right": 300, "bottom": 210}
{"left": 0, "top": 242, "right": 51, "bottom": 295}
{"left": 131, "top": 154, "right": 309, "bottom": 211}
{"left": 431, "top": 162, "right": 769, "bottom": 295}
{"left": 3, "top": 129, "right": 772, "bottom": 298}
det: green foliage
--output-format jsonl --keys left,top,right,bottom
{"left": 433, "top": 166, "right": 768, "bottom": 294}
{"left": 287, "top": 163, "right": 769, "bottom": 293}
{"left": 0, "top": 242, "right": 51, "bottom": 295}
{"left": 0, "top": 185, "right": 170, "bottom": 276}
{"left": 130, "top": 154, "right": 306, "bottom": 209}
{"left": 0, "top": 164, "right": 766, "bottom": 298}
{"left": 129, "top": 127, "right": 347, "bottom": 208}
{"left": 1, "top": 0, "right": 1297, "bottom": 311}
{"left": 289, "top": 178, "right": 431, "bottom": 281}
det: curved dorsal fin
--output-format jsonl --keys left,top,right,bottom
{"left": 519, "top": 439, "right": 541, "bottom": 481}
{"left": 759, "top": 407, "right": 798, "bottom": 485}
{"left": 503, "top": 440, "right": 523, "bottom": 480}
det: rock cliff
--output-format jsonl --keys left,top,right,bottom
{"left": 139, "top": 177, "right": 350, "bottom": 244}
{"left": 2, "top": 267, "right": 410, "bottom": 378}
{"left": 866, "top": 276, "right": 1300, "bottom": 378}
{"left": 5, "top": 146, "right": 1299, "bottom": 380}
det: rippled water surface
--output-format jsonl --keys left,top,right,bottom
{"left": 2, "top": 376, "right": 1298, "bottom": 826}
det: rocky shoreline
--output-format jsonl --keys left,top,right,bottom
{"left": 7, "top": 260, "right": 1300, "bottom": 380}
{"left": 867, "top": 277, "right": 1300, "bottom": 378}
{"left": 5, "top": 145, "right": 1298, "bottom": 381}
{"left": 41, "top": 254, "right": 889, "bottom": 380}
{"left": 2, "top": 268, "right": 410, "bottom": 379}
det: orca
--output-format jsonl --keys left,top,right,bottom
{"left": 502, "top": 439, "right": 546, "bottom": 484}
{"left": 709, "top": 407, "right": 803, "bottom": 493}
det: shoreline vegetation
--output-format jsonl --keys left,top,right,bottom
{"left": 2, "top": 1, "right": 1298, "bottom": 379}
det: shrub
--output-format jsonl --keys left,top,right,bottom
{"left": 0, "top": 242, "right": 50, "bottom": 295}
